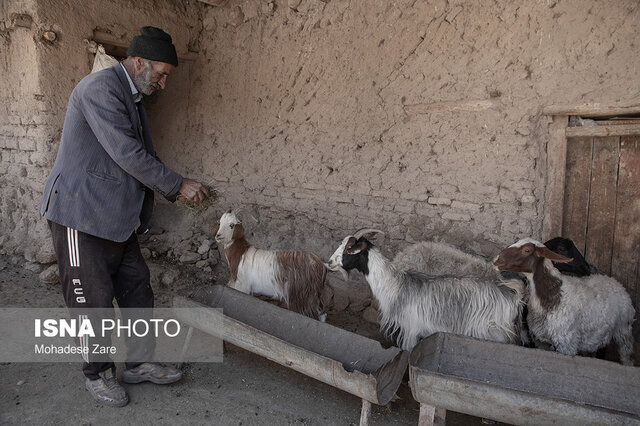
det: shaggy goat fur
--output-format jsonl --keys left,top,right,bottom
{"left": 214, "top": 211, "right": 327, "bottom": 320}
{"left": 493, "top": 238, "right": 635, "bottom": 365}
{"left": 392, "top": 240, "right": 501, "bottom": 280}
{"left": 328, "top": 234, "right": 525, "bottom": 351}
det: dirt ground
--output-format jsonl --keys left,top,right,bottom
{"left": 0, "top": 253, "right": 502, "bottom": 426}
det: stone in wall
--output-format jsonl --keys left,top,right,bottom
{"left": 2, "top": 2, "right": 639, "bottom": 316}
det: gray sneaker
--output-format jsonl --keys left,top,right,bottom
{"left": 85, "top": 369, "right": 128, "bottom": 407}
{"left": 121, "top": 363, "right": 182, "bottom": 385}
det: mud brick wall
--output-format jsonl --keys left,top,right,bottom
{"left": 0, "top": 0, "right": 199, "bottom": 262}
{"left": 159, "top": 0, "right": 639, "bottom": 261}
{"left": 1, "top": 0, "right": 639, "bottom": 267}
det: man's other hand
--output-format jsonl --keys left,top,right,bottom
{"left": 177, "top": 178, "right": 210, "bottom": 203}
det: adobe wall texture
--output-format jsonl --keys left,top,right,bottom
{"left": 169, "top": 0, "right": 639, "bottom": 262}
{"left": 1, "top": 0, "right": 639, "bottom": 268}
{"left": 0, "top": 0, "right": 49, "bottom": 262}
{"left": 0, "top": 0, "right": 199, "bottom": 262}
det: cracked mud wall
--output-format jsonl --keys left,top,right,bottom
{"left": 0, "top": 0, "right": 199, "bottom": 261}
{"left": 174, "top": 0, "right": 639, "bottom": 259}
{"left": 0, "top": 0, "right": 43, "bottom": 260}
{"left": 1, "top": 0, "right": 639, "bottom": 264}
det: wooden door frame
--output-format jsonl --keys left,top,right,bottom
{"left": 542, "top": 103, "right": 640, "bottom": 241}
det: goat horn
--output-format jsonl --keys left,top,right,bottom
{"left": 353, "top": 228, "right": 385, "bottom": 239}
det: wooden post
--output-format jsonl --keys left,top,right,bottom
{"left": 418, "top": 403, "right": 446, "bottom": 426}
{"left": 359, "top": 399, "right": 372, "bottom": 426}
{"left": 176, "top": 325, "right": 194, "bottom": 370}
{"left": 542, "top": 114, "right": 568, "bottom": 240}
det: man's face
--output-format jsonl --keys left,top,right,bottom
{"left": 132, "top": 58, "right": 173, "bottom": 96}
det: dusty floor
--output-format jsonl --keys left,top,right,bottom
{"left": 0, "top": 254, "right": 503, "bottom": 426}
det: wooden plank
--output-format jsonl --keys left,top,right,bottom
{"left": 543, "top": 115, "right": 568, "bottom": 240}
{"left": 566, "top": 124, "right": 640, "bottom": 138}
{"left": 562, "top": 137, "right": 593, "bottom": 253}
{"left": 418, "top": 404, "right": 446, "bottom": 426}
{"left": 92, "top": 30, "right": 198, "bottom": 62}
{"left": 611, "top": 135, "right": 640, "bottom": 307}
{"left": 601, "top": 119, "right": 640, "bottom": 125}
{"left": 410, "top": 369, "right": 639, "bottom": 426}
{"left": 410, "top": 333, "right": 640, "bottom": 411}
{"left": 187, "top": 285, "right": 402, "bottom": 374}
{"left": 359, "top": 399, "right": 371, "bottom": 426}
{"left": 584, "top": 137, "right": 620, "bottom": 275}
{"left": 172, "top": 290, "right": 409, "bottom": 405}
{"left": 409, "top": 333, "right": 640, "bottom": 425}
{"left": 173, "top": 296, "right": 383, "bottom": 404}
{"left": 543, "top": 103, "right": 640, "bottom": 117}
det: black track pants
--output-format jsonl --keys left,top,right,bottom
{"left": 48, "top": 220, "right": 155, "bottom": 379}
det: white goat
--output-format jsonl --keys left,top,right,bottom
{"left": 214, "top": 210, "right": 327, "bottom": 321}
{"left": 493, "top": 238, "right": 635, "bottom": 365}
{"left": 327, "top": 229, "right": 526, "bottom": 351}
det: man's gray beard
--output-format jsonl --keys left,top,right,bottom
{"left": 132, "top": 61, "right": 159, "bottom": 96}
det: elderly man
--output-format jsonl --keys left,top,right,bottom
{"left": 39, "top": 26, "right": 209, "bottom": 407}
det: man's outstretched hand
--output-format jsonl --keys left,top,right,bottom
{"left": 177, "top": 178, "right": 210, "bottom": 203}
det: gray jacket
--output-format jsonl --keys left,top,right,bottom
{"left": 40, "top": 64, "right": 182, "bottom": 242}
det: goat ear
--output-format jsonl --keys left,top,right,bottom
{"left": 535, "top": 246, "right": 572, "bottom": 263}
{"left": 344, "top": 236, "right": 356, "bottom": 250}
{"left": 232, "top": 223, "right": 245, "bottom": 240}
{"left": 213, "top": 224, "right": 220, "bottom": 237}
{"left": 345, "top": 240, "right": 368, "bottom": 255}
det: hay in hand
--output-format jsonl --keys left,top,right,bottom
{"left": 180, "top": 185, "right": 219, "bottom": 214}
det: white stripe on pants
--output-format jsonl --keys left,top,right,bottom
{"left": 67, "top": 227, "right": 80, "bottom": 267}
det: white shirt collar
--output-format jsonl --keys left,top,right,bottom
{"left": 120, "top": 62, "right": 142, "bottom": 103}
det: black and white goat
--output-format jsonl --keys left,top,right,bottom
{"left": 327, "top": 230, "right": 526, "bottom": 351}
{"left": 214, "top": 210, "right": 327, "bottom": 321}
{"left": 493, "top": 238, "right": 635, "bottom": 365}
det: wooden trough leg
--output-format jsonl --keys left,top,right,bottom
{"left": 418, "top": 403, "right": 446, "bottom": 426}
{"left": 176, "top": 325, "right": 194, "bottom": 370}
{"left": 359, "top": 399, "right": 372, "bottom": 426}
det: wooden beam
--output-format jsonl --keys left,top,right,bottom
{"left": 561, "top": 137, "right": 593, "bottom": 253}
{"left": 409, "top": 333, "right": 640, "bottom": 425}
{"left": 584, "top": 137, "right": 620, "bottom": 275}
{"left": 92, "top": 30, "right": 198, "bottom": 62}
{"left": 543, "top": 103, "right": 640, "bottom": 117}
{"left": 566, "top": 123, "right": 640, "bottom": 138}
{"left": 543, "top": 115, "right": 569, "bottom": 241}
{"left": 173, "top": 291, "right": 409, "bottom": 406}
{"left": 197, "top": 0, "right": 229, "bottom": 5}
{"left": 359, "top": 399, "right": 372, "bottom": 426}
{"left": 404, "top": 99, "right": 497, "bottom": 114}
{"left": 418, "top": 404, "right": 447, "bottom": 426}
{"left": 173, "top": 297, "right": 382, "bottom": 404}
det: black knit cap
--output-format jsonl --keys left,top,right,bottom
{"left": 127, "top": 26, "right": 178, "bottom": 67}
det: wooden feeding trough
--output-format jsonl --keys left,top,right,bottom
{"left": 409, "top": 332, "right": 640, "bottom": 426}
{"left": 172, "top": 285, "right": 409, "bottom": 425}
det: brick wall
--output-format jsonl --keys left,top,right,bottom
{"left": 1, "top": 0, "right": 639, "bottom": 267}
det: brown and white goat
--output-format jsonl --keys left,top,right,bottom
{"left": 213, "top": 210, "right": 327, "bottom": 321}
{"left": 493, "top": 238, "right": 635, "bottom": 365}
